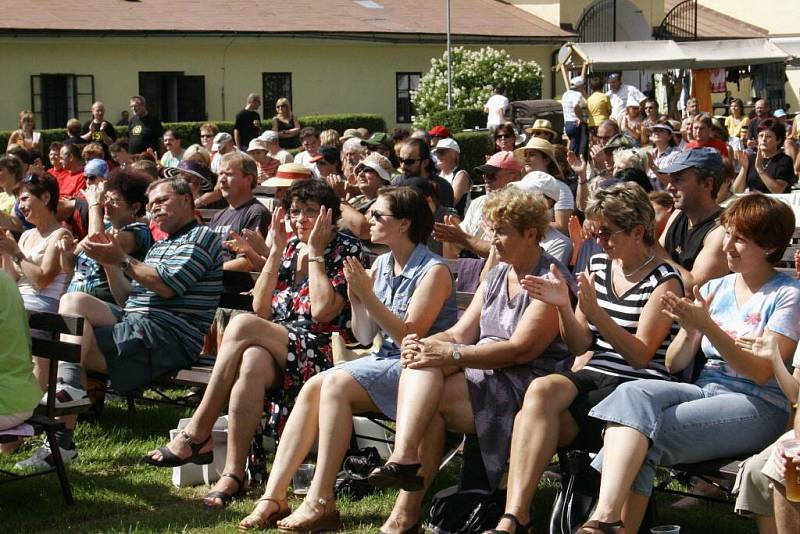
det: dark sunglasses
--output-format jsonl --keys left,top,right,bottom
{"left": 495, "top": 133, "right": 514, "bottom": 140}
{"left": 398, "top": 157, "right": 420, "bottom": 166}
{"left": 590, "top": 228, "right": 625, "bottom": 240}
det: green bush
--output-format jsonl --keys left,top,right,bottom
{"left": 452, "top": 131, "right": 493, "bottom": 179}
{"left": 420, "top": 107, "right": 488, "bottom": 132}
{"left": 297, "top": 114, "right": 386, "bottom": 135}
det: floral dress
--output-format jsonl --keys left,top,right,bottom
{"left": 266, "top": 231, "right": 364, "bottom": 435}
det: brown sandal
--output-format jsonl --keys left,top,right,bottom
{"left": 576, "top": 519, "right": 625, "bottom": 534}
{"left": 238, "top": 497, "right": 290, "bottom": 531}
{"left": 277, "top": 496, "right": 343, "bottom": 533}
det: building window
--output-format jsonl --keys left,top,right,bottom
{"left": 138, "top": 72, "right": 206, "bottom": 122}
{"left": 31, "top": 74, "right": 95, "bottom": 130}
{"left": 396, "top": 72, "right": 421, "bottom": 124}
{"left": 262, "top": 73, "right": 292, "bottom": 116}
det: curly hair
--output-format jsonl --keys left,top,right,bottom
{"left": 586, "top": 182, "right": 656, "bottom": 245}
{"left": 483, "top": 186, "right": 550, "bottom": 242}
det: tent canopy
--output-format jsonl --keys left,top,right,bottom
{"left": 558, "top": 38, "right": 791, "bottom": 72}
{"left": 773, "top": 38, "right": 800, "bottom": 66}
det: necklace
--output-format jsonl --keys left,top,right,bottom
{"left": 616, "top": 254, "right": 655, "bottom": 278}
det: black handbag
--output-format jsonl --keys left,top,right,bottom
{"left": 548, "top": 450, "right": 600, "bottom": 534}
{"left": 334, "top": 446, "right": 382, "bottom": 499}
{"left": 427, "top": 485, "right": 506, "bottom": 534}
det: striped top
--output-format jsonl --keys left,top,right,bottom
{"left": 584, "top": 253, "right": 682, "bottom": 381}
{"left": 125, "top": 221, "right": 223, "bottom": 356}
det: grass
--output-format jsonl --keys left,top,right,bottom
{"left": 0, "top": 397, "right": 759, "bottom": 533}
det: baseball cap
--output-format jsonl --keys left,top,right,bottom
{"left": 262, "top": 163, "right": 313, "bottom": 187}
{"left": 246, "top": 139, "right": 268, "bottom": 153}
{"left": 84, "top": 159, "right": 108, "bottom": 178}
{"left": 516, "top": 171, "right": 561, "bottom": 202}
{"left": 773, "top": 109, "right": 787, "bottom": 118}
{"left": 570, "top": 75, "right": 584, "bottom": 88}
{"left": 475, "top": 151, "right": 524, "bottom": 175}
{"left": 340, "top": 128, "right": 362, "bottom": 143}
{"left": 603, "top": 134, "right": 634, "bottom": 151}
{"left": 608, "top": 73, "right": 621, "bottom": 81}
{"left": 361, "top": 132, "right": 393, "bottom": 150}
{"left": 212, "top": 132, "right": 233, "bottom": 151}
{"left": 310, "top": 146, "right": 341, "bottom": 165}
{"left": 428, "top": 125, "right": 450, "bottom": 138}
{"left": 258, "top": 130, "right": 279, "bottom": 143}
{"left": 650, "top": 123, "right": 674, "bottom": 135}
{"left": 658, "top": 147, "right": 722, "bottom": 176}
{"left": 431, "top": 138, "right": 460, "bottom": 154}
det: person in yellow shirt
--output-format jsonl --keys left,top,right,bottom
{"left": 586, "top": 75, "right": 612, "bottom": 133}
{"left": 724, "top": 98, "right": 749, "bottom": 152}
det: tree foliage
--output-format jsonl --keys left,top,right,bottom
{"left": 412, "top": 46, "right": 542, "bottom": 127}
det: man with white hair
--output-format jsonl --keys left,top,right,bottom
{"left": 258, "top": 130, "right": 293, "bottom": 164}
{"left": 210, "top": 132, "right": 236, "bottom": 175}
{"left": 562, "top": 75, "right": 588, "bottom": 156}
{"left": 233, "top": 94, "right": 262, "bottom": 150}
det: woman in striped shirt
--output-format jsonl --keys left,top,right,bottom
{"left": 487, "top": 182, "right": 684, "bottom": 534}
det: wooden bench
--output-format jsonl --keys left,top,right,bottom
{"left": 0, "top": 311, "right": 85, "bottom": 505}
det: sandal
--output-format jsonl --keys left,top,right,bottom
{"left": 367, "top": 462, "right": 423, "bottom": 491}
{"left": 576, "top": 519, "right": 625, "bottom": 534}
{"left": 483, "top": 513, "right": 530, "bottom": 533}
{"left": 203, "top": 473, "right": 246, "bottom": 509}
{"left": 238, "top": 497, "right": 290, "bottom": 531}
{"left": 377, "top": 521, "right": 421, "bottom": 534}
{"left": 277, "top": 496, "right": 343, "bottom": 533}
{"left": 142, "top": 429, "right": 213, "bottom": 467}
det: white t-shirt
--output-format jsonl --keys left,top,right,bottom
{"left": 485, "top": 94, "right": 509, "bottom": 129}
{"left": 541, "top": 227, "right": 573, "bottom": 267}
{"left": 273, "top": 149, "right": 294, "bottom": 164}
{"left": 561, "top": 90, "right": 586, "bottom": 123}
{"left": 460, "top": 194, "right": 489, "bottom": 240}
{"left": 607, "top": 84, "right": 645, "bottom": 122}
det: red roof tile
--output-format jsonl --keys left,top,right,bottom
{"left": 1, "top": 0, "right": 574, "bottom": 40}
{"left": 663, "top": 0, "right": 768, "bottom": 39}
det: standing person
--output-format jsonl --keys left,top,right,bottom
{"left": 607, "top": 73, "right": 645, "bottom": 123}
{"left": 116, "top": 110, "right": 130, "bottom": 126}
{"left": 234, "top": 94, "right": 262, "bottom": 151}
{"left": 272, "top": 97, "right": 301, "bottom": 150}
{"left": 159, "top": 130, "right": 184, "bottom": 168}
{"left": 578, "top": 194, "right": 800, "bottom": 534}
{"left": 7, "top": 111, "right": 42, "bottom": 154}
{"left": 747, "top": 99, "right": 770, "bottom": 151}
{"left": 80, "top": 101, "right": 116, "bottom": 159}
{"left": 725, "top": 98, "right": 749, "bottom": 153}
{"left": 562, "top": 76, "right": 588, "bottom": 157}
{"left": 587, "top": 75, "right": 612, "bottom": 133}
{"left": 484, "top": 84, "right": 509, "bottom": 132}
{"left": 127, "top": 95, "right": 164, "bottom": 156}
{"left": 734, "top": 118, "right": 797, "bottom": 194}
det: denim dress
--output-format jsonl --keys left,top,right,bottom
{"left": 331, "top": 243, "right": 457, "bottom": 419}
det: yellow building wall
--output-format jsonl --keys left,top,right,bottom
{"left": 0, "top": 36, "right": 556, "bottom": 131}
{"left": 698, "top": 0, "right": 799, "bottom": 36}
{"left": 511, "top": 0, "right": 664, "bottom": 30}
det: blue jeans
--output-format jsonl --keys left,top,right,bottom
{"left": 589, "top": 379, "right": 789, "bottom": 495}
{"left": 564, "top": 121, "right": 587, "bottom": 157}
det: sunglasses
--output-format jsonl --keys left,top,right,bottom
{"left": 495, "top": 134, "right": 514, "bottom": 140}
{"left": 591, "top": 228, "right": 625, "bottom": 241}
{"left": 398, "top": 157, "right": 420, "bottom": 166}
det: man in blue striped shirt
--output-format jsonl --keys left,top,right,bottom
{"left": 16, "top": 177, "right": 223, "bottom": 472}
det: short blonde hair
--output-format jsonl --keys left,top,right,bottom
{"left": 483, "top": 186, "right": 549, "bottom": 242}
{"left": 183, "top": 144, "right": 211, "bottom": 167}
{"left": 586, "top": 182, "right": 655, "bottom": 245}
{"left": 18, "top": 110, "right": 34, "bottom": 128}
{"left": 320, "top": 129, "right": 340, "bottom": 148}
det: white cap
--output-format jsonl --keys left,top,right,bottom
{"left": 211, "top": 132, "right": 233, "bottom": 151}
{"left": 259, "top": 130, "right": 279, "bottom": 143}
{"left": 515, "top": 171, "right": 561, "bottom": 203}
{"left": 570, "top": 75, "right": 584, "bottom": 88}
{"left": 626, "top": 94, "right": 641, "bottom": 108}
{"left": 431, "top": 137, "right": 460, "bottom": 154}
{"left": 773, "top": 109, "right": 787, "bottom": 118}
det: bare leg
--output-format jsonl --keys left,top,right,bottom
{"left": 755, "top": 514, "right": 778, "bottom": 534}
{"left": 203, "top": 345, "right": 278, "bottom": 506}
{"left": 148, "top": 314, "right": 288, "bottom": 462}
{"left": 382, "top": 372, "right": 472, "bottom": 533}
{"left": 588, "top": 424, "right": 649, "bottom": 525}
{"left": 495, "top": 374, "right": 580, "bottom": 531}
{"left": 277, "top": 370, "right": 378, "bottom": 529}
{"left": 774, "top": 484, "right": 800, "bottom": 534}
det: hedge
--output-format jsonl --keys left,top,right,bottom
{"left": 452, "top": 131, "right": 493, "bottom": 181}
{"left": 0, "top": 113, "right": 386, "bottom": 155}
{"left": 418, "top": 107, "right": 488, "bottom": 132}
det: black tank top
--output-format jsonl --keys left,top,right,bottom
{"left": 663, "top": 210, "right": 721, "bottom": 271}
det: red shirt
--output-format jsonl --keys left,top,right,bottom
{"left": 57, "top": 169, "right": 86, "bottom": 199}
{"left": 685, "top": 138, "right": 730, "bottom": 157}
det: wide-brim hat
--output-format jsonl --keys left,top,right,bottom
{"left": 514, "top": 137, "right": 557, "bottom": 168}
{"left": 163, "top": 161, "right": 212, "bottom": 191}
{"left": 262, "top": 163, "right": 313, "bottom": 187}
{"left": 524, "top": 119, "right": 558, "bottom": 139}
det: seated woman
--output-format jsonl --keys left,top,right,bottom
{"left": 368, "top": 187, "right": 575, "bottom": 534}
{"left": 61, "top": 169, "right": 152, "bottom": 304}
{"left": 0, "top": 174, "right": 71, "bottom": 387}
{"left": 143, "top": 180, "right": 364, "bottom": 506}
{"left": 237, "top": 186, "right": 456, "bottom": 531}
{"left": 578, "top": 193, "right": 800, "bottom": 534}
{"left": 339, "top": 153, "right": 393, "bottom": 240}
{"left": 487, "top": 182, "right": 683, "bottom": 534}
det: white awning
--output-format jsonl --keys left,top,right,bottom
{"left": 558, "top": 41, "right": 694, "bottom": 71}
{"left": 772, "top": 38, "right": 800, "bottom": 66}
{"left": 677, "top": 38, "right": 790, "bottom": 68}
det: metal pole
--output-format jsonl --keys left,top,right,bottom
{"left": 446, "top": 0, "right": 452, "bottom": 110}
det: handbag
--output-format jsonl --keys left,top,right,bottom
{"left": 334, "top": 446, "right": 382, "bottom": 499}
{"left": 548, "top": 450, "right": 600, "bottom": 534}
{"left": 427, "top": 485, "right": 506, "bottom": 534}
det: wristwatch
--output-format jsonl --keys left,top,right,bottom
{"left": 308, "top": 255, "right": 325, "bottom": 264}
{"left": 451, "top": 343, "right": 463, "bottom": 361}
{"left": 120, "top": 256, "right": 133, "bottom": 272}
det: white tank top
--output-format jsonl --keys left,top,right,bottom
{"left": 16, "top": 227, "right": 70, "bottom": 301}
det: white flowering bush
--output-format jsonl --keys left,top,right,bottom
{"left": 412, "top": 46, "right": 542, "bottom": 128}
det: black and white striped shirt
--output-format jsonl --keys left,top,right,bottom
{"left": 584, "top": 254, "right": 682, "bottom": 381}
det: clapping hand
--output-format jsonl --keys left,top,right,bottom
{"left": 432, "top": 215, "right": 467, "bottom": 246}
{"left": 661, "top": 287, "right": 713, "bottom": 335}
{"left": 576, "top": 271, "right": 601, "bottom": 320}
{"left": 343, "top": 256, "right": 371, "bottom": 304}
{"left": 521, "top": 263, "right": 571, "bottom": 309}
{"left": 242, "top": 228, "right": 270, "bottom": 258}
{"left": 307, "top": 206, "right": 334, "bottom": 256}
{"left": 735, "top": 332, "right": 779, "bottom": 365}
{"left": 326, "top": 174, "right": 347, "bottom": 199}
{"left": 266, "top": 207, "right": 288, "bottom": 253}
{"left": 0, "top": 230, "right": 20, "bottom": 256}
{"left": 82, "top": 182, "right": 105, "bottom": 207}
{"left": 81, "top": 231, "right": 126, "bottom": 267}
{"left": 567, "top": 150, "right": 587, "bottom": 177}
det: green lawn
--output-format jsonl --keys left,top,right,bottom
{"left": 0, "top": 398, "right": 759, "bottom": 533}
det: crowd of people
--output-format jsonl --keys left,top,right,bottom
{"left": 1, "top": 84, "right": 800, "bottom": 534}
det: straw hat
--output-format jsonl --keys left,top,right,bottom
{"left": 261, "top": 163, "right": 312, "bottom": 187}
{"left": 524, "top": 119, "right": 558, "bottom": 139}
{"left": 514, "top": 137, "right": 557, "bottom": 168}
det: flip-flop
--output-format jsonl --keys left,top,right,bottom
{"left": 238, "top": 497, "right": 291, "bottom": 531}
{"left": 203, "top": 473, "right": 245, "bottom": 509}
{"left": 483, "top": 513, "right": 530, "bottom": 533}
{"left": 367, "top": 462, "right": 423, "bottom": 491}
{"left": 142, "top": 429, "right": 213, "bottom": 467}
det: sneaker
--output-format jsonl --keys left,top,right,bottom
{"left": 14, "top": 441, "right": 79, "bottom": 471}
{"left": 40, "top": 382, "right": 91, "bottom": 409}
